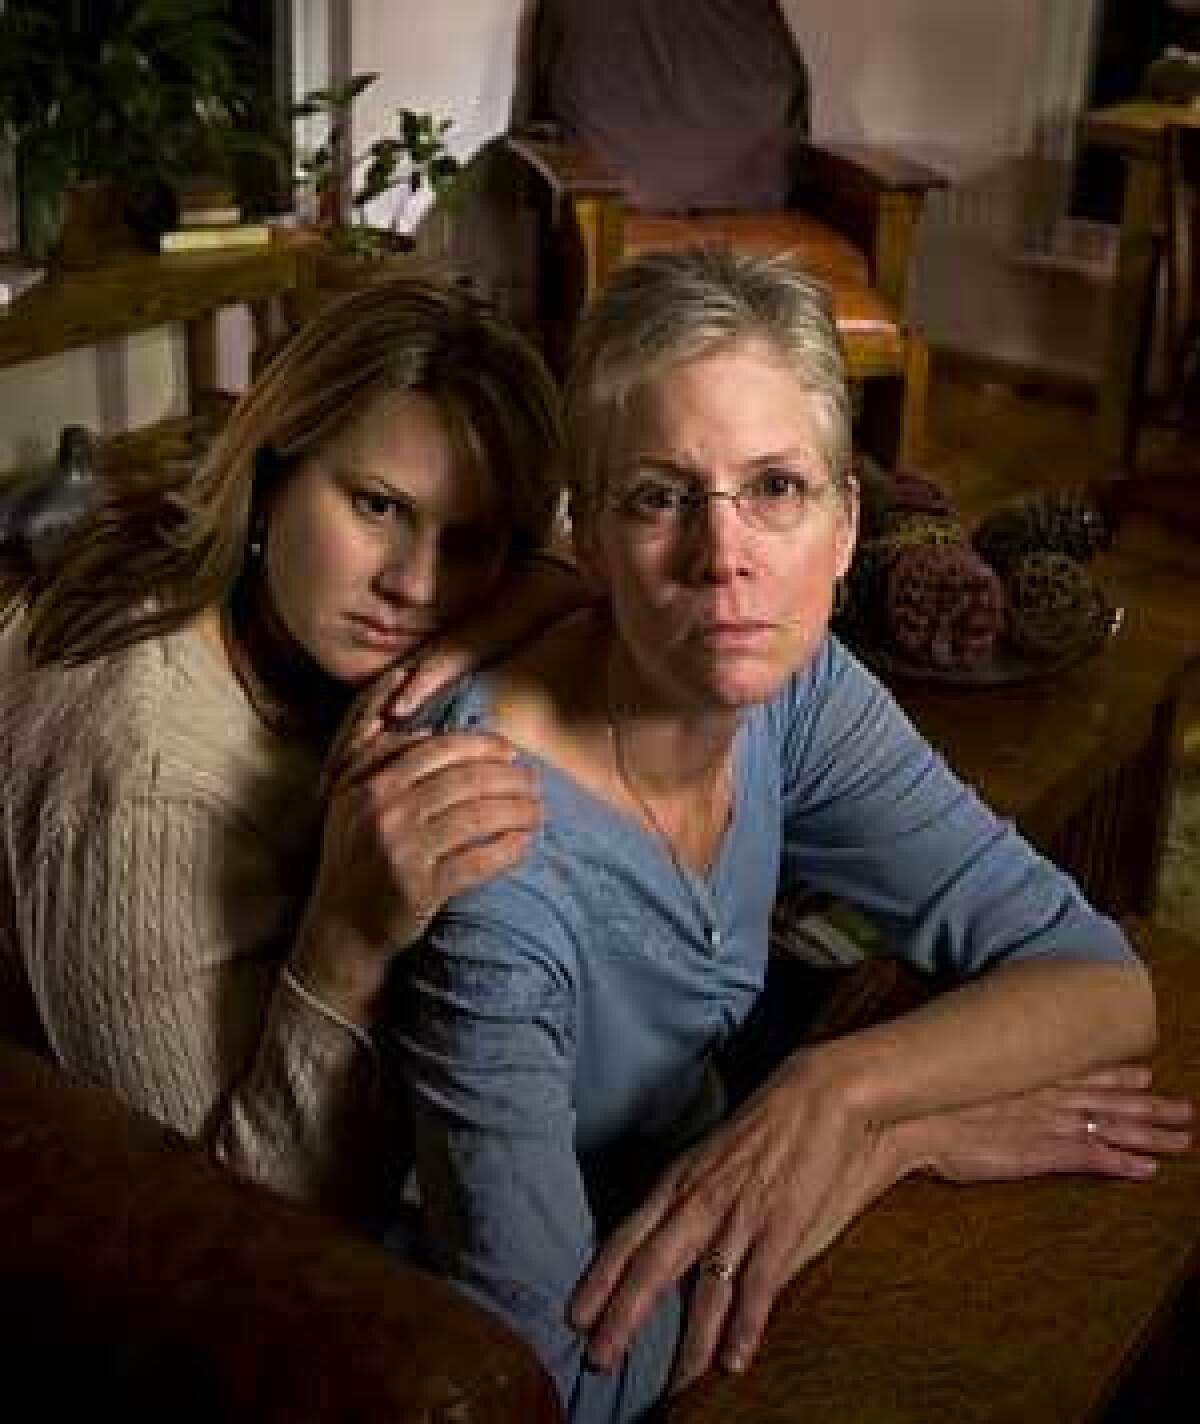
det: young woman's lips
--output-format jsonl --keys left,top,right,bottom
{"left": 348, "top": 614, "right": 431, "bottom": 650}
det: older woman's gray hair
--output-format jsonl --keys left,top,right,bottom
{"left": 564, "top": 244, "right": 852, "bottom": 521}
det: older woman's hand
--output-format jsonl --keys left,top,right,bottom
{"left": 897, "top": 1063, "right": 1193, "bottom": 1184}
{"left": 570, "top": 1056, "right": 1193, "bottom": 1396}
{"left": 570, "top": 1047, "right": 902, "bottom": 1392}
{"left": 290, "top": 673, "right": 541, "bottom": 1025}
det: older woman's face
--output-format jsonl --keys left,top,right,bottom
{"left": 578, "top": 338, "right": 857, "bottom": 711}
{"left": 262, "top": 387, "right": 507, "bottom": 685}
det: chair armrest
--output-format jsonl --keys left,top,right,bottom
{"left": 507, "top": 125, "right": 627, "bottom": 202}
{"left": 795, "top": 142, "right": 947, "bottom": 312}
{"left": 0, "top": 1040, "right": 563, "bottom": 1424}
{"left": 798, "top": 141, "right": 947, "bottom": 199}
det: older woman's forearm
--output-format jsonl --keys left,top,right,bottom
{"left": 811, "top": 957, "right": 1156, "bottom": 1131}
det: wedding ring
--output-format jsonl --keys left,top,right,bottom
{"left": 1084, "top": 1115, "right": 1100, "bottom": 1137}
{"left": 700, "top": 1253, "right": 738, "bottom": 1284}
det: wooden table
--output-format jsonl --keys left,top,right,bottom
{"left": 882, "top": 525, "right": 1200, "bottom": 918}
{"left": 667, "top": 918, "right": 1200, "bottom": 1424}
{"left": 1082, "top": 99, "right": 1200, "bottom": 461}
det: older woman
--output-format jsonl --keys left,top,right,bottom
{"left": 0, "top": 274, "right": 572, "bottom": 1220}
{"left": 397, "top": 246, "right": 1190, "bottom": 1422}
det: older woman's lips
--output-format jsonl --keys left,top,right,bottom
{"left": 695, "top": 621, "right": 774, "bottom": 649}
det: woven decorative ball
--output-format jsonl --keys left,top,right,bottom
{"left": 885, "top": 541, "right": 1007, "bottom": 669}
{"left": 839, "top": 510, "right": 967, "bottom": 649}
{"left": 1004, "top": 551, "right": 1108, "bottom": 659}
{"left": 889, "top": 469, "right": 956, "bottom": 518}
{"left": 852, "top": 453, "right": 898, "bottom": 541}
{"left": 836, "top": 537, "right": 893, "bottom": 643}
{"left": 870, "top": 512, "right": 967, "bottom": 563}
{"left": 852, "top": 458, "right": 956, "bottom": 541}
{"left": 971, "top": 490, "right": 1111, "bottom": 576}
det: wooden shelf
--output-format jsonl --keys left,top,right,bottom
{"left": 0, "top": 243, "right": 306, "bottom": 372}
{"left": 0, "top": 237, "right": 321, "bottom": 484}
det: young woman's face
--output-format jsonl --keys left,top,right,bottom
{"left": 263, "top": 387, "right": 507, "bottom": 685}
{"left": 577, "top": 338, "right": 857, "bottom": 713}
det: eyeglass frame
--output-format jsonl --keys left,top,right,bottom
{"left": 604, "top": 466, "right": 852, "bottom": 536}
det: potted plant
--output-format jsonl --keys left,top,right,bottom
{"left": 0, "top": 0, "right": 287, "bottom": 264}
{"left": 290, "top": 72, "right": 462, "bottom": 264}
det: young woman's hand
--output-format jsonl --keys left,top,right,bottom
{"left": 290, "top": 674, "right": 541, "bottom": 1025}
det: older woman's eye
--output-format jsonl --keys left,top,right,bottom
{"left": 747, "top": 470, "right": 809, "bottom": 503}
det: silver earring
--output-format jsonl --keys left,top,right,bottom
{"left": 248, "top": 515, "right": 265, "bottom": 560}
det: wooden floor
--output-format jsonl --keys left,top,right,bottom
{"left": 916, "top": 360, "right": 1200, "bottom": 936}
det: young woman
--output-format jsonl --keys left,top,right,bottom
{"left": 0, "top": 274, "right": 572, "bottom": 1221}
{"left": 396, "top": 246, "right": 1191, "bottom": 1422}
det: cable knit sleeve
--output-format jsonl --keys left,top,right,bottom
{"left": 18, "top": 792, "right": 382, "bottom": 1222}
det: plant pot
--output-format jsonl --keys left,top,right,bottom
{"left": 53, "top": 179, "right": 139, "bottom": 269}
{"left": 308, "top": 228, "right": 419, "bottom": 292}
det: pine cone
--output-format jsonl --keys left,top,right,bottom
{"left": 885, "top": 542, "right": 1006, "bottom": 669}
{"left": 972, "top": 490, "right": 1111, "bottom": 575}
{"left": 1004, "top": 552, "right": 1108, "bottom": 659}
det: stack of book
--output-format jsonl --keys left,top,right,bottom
{"left": 159, "top": 182, "right": 270, "bottom": 254}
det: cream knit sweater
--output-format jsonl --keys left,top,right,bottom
{"left": 0, "top": 619, "right": 380, "bottom": 1217}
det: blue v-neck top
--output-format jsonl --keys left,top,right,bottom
{"left": 393, "top": 633, "right": 1132, "bottom": 1424}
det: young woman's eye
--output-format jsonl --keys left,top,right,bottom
{"left": 351, "top": 489, "right": 399, "bottom": 522}
{"left": 622, "top": 481, "right": 688, "bottom": 518}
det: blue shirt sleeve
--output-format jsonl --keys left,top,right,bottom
{"left": 776, "top": 636, "right": 1134, "bottom": 974}
{"left": 399, "top": 868, "right": 680, "bottom": 1424}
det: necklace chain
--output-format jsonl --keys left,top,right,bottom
{"left": 604, "top": 676, "right": 725, "bottom": 950}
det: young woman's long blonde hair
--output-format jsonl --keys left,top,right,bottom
{"left": 5, "top": 274, "right": 563, "bottom": 666}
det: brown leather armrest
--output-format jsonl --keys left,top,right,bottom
{"left": 797, "top": 141, "right": 947, "bottom": 199}
{"left": 0, "top": 1041, "right": 563, "bottom": 1424}
{"left": 507, "top": 127, "right": 627, "bottom": 201}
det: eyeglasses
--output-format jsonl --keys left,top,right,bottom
{"left": 609, "top": 470, "right": 839, "bottom": 535}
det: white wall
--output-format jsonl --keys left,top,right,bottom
{"left": 783, "top": 0, "right": 1106, "bottom": 377}
{"left": 348, "top": 0, "right": 534, "bottom": 310}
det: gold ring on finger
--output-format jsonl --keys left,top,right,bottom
{"left": 700, "top": 1252, "right": 737, "bottom": 1283}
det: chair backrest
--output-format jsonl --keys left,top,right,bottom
{"left": 1164, "top": 123, "right": 1200, "bottom": 413}
{"left": 533, "top": 0, "right": 810, "bottom": 213}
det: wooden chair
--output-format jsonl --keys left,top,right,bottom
{"left": 506, "top": 0, "right": 945, "bottom": 466}
{"left": 1125, "top": 122, "right": 1200, "bottom": 465}
{"left": 1163, "top": 122, "right": 1200, "bottom": 430}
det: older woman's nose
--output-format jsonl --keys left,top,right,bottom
{"left": 685, "top": 493, "right": 745, "bottom": 579}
